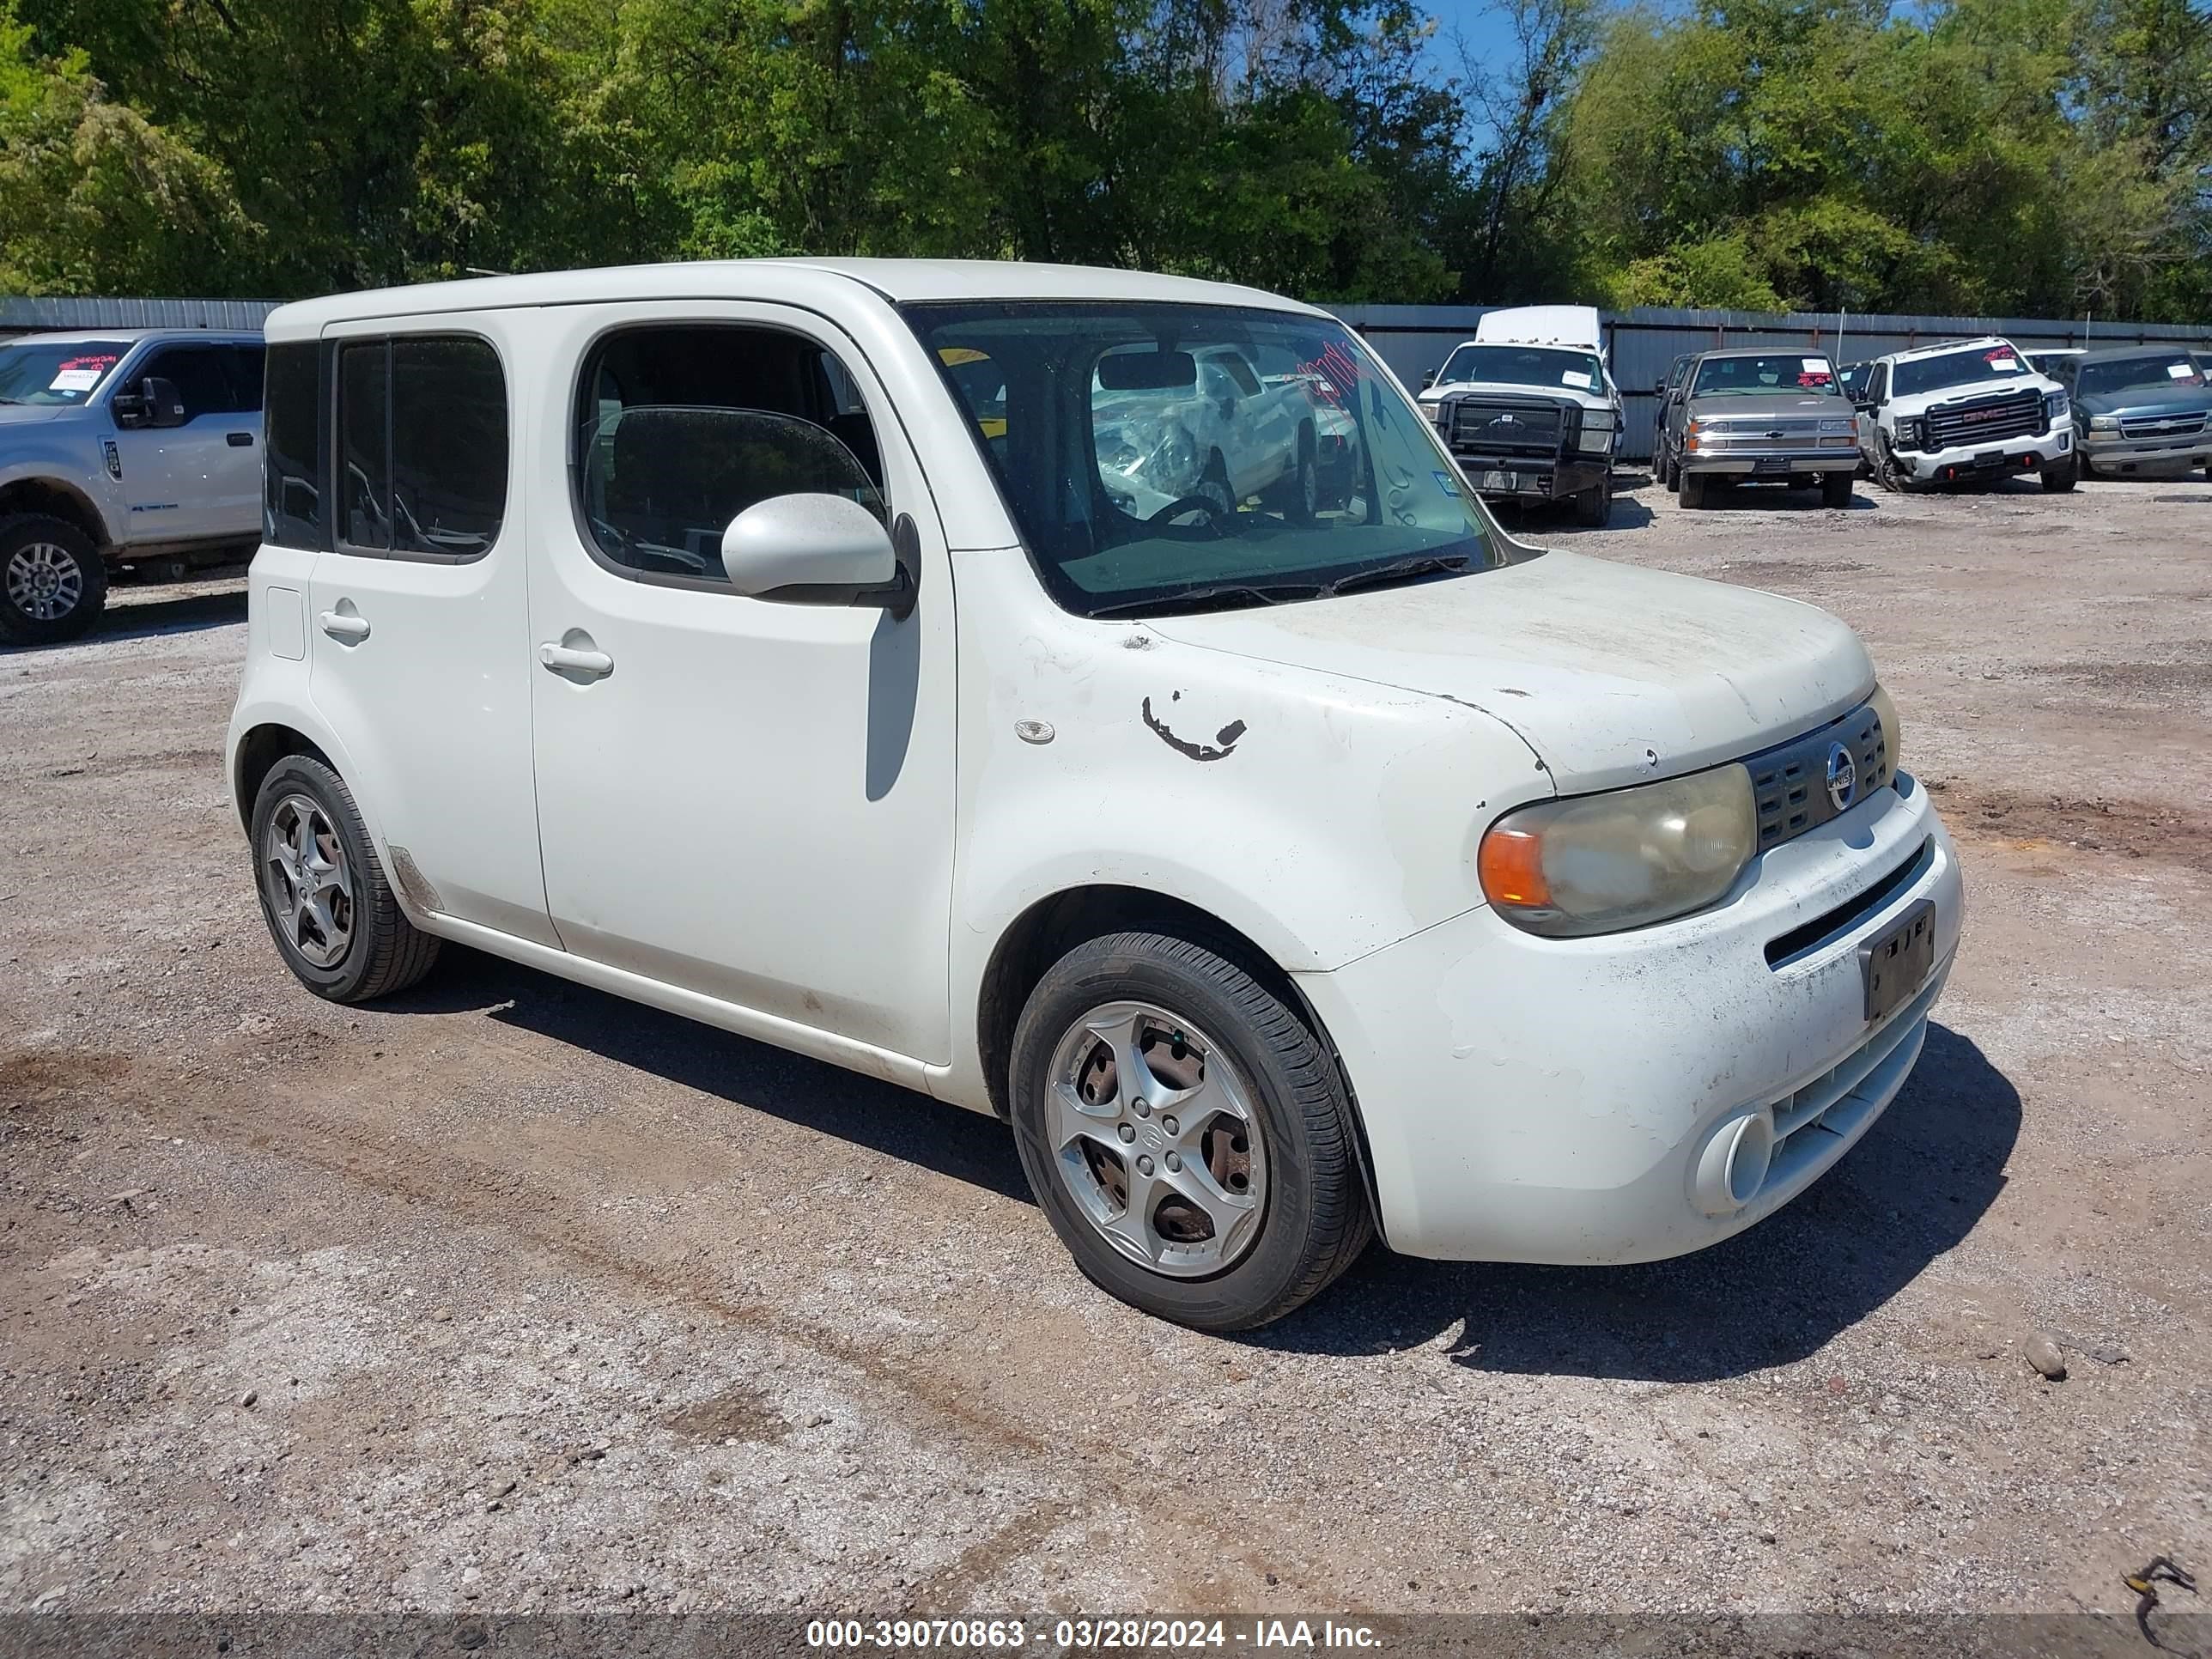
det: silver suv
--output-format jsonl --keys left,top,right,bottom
{"left": 0, "top": 328, "right": 265, "bottom": 643}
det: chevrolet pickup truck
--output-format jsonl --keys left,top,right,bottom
{"left": 0, "top": 327, "right": 267, "bottom": 642}
{"left": 2053, "top": 347, "right": 2212, "bottom": 478}
{"left": 1658, "top": 349, "right": 1859, "bottom": 508}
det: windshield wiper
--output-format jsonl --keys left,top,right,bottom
{"left": 1325, "top": 554, "right": 1472, "bottom": 598}
{"left": 1086, "top": 581, "right": 1325, "bottom": 619}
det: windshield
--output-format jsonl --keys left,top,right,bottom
{"left": 1437, "top": 343, "right": 1602, "bottom": 394}
{"left": 2074, "top": 354, "right": 2207, "bottom": 399}
{"left": 1892, "top": 343, "right": 2033, "bottom": 398}
{"left": 904, "top": 302, "right": 1499, "bottom": 619}
{"left": 1692, "top": 353, "right": 1838, "bottom": 396}
{"left": 0, "top": 338, "right": 131, "bottom": 407}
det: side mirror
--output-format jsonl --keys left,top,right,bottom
{"left": 722, "top": 493, "right": 912, "bottom": 615}
{"left": 1419, "top": 370, "right": 1436, "bottom": 390}
{"left": 118, "top": 376, "right": 186, "bottom": 429}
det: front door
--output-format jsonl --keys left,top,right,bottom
{"left": 525, "top": 302, "right": 957, "bottom": 1066}
{"left": 107, "top": 342, "right": 261, "bottom": 543}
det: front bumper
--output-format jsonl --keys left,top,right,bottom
{"left": 1451, "top": 453, "right": 1607, "bottom": 501}
{"left": 1680, "top": 447, "right": 1856, "bottom": 479}
{"left": 2082, "top": 430, "right": 2212, "bottom": 471}
{"left": 1898, "top": 424, "right": 2071, "bottom": 483}
{"left": 1297, "top": 775, "right": 1963, "bottom": 1263}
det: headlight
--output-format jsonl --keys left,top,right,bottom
{"left": 2089, "top": 413, "right": 2119, "bottom": 431}
{"left": 1576, "top": 427, "right": 1612, "bottom": 453}
{"left": 1819, "top": 418, "right": 1854, "bottom": 434}
{"left": 2044, "top": 391, "right": 2069, "bottom": 424}
{"left": 1583, "top": 409, "right": 1617, "bottom": 430}
{"left": 1477, "top": 765, "right": 1758, "bottom": 938}
{"left": 1869, "top": 684, "right": 1902, "bottom": 775}
{"left": 1895, "top": 417, "right": 1925, "bottom": 450}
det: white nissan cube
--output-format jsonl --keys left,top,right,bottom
{"left": 229, "top": 261, "right": 1963, "bottom": 1330}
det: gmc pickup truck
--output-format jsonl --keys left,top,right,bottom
{"left": 0, "top": 327, "right": 265, "bottom": 643}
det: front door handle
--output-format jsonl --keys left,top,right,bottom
{"left": 539, "top": 641, "right": 614, "bottom": 680}
{"left": 227, "top": 432, "right": 254, "bottom": 447}
{"left": 319, "top": 609, "right": 370, "bottom": 643}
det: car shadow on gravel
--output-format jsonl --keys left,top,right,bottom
{"left": 0, "top": 588, "right": 248, "bottom": 654}
{"left": 391, "top": 948, "right": 1034, "bottom": 1203}
{"left": 1243, "top": 1022, "right": 2021, "bottom": 1382}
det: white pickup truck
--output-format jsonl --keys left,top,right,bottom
{"left": 1416, "top": 305, "right": 1621, "bottom": 524}
{"left": 1093, "top": 345, "right": 1322, "bottom": 522}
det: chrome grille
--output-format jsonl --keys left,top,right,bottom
{"left": 1745, "top": 703, "right": 1892, "bottom": 854}
{"left": 2119, "top": 411, "right": 2208, "bottom": 441}
{"left": 1449, "top": 399, "right": 1564, "bottom": 460}
{"left": 1924, "top": 389, "right": 2043, "bottom": 449}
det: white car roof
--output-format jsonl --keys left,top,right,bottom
{"left": 264, "top": 258, "right": 1327, "bottom": 341}
{"left": 1884, "top": 335, "right": 2017, "bottom": 364}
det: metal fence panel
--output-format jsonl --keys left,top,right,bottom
{"left": 1333, "top": 303, "right": 2212, "bottom": 461}
{"left": 0, "top": 296, "right": 282, "bottom": 337}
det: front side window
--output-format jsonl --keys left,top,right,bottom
{"left": 0, "top": 338, "right": 130, "bottom": 406}
{"left": 137, "top": 345, "right": 240, "bottom": 419}
{"left": 337, "top": 335, "right": 507, "bottom": 559}
{"left": 1692, "top": 353, "right": 1838, "bottom": 396}
{"left": 1438, "top": 343, "right": 1603, "bottom": 394}
{"left": 2075, "top": 354, "right": 2207, "bottom": 398}
{"left": 574, "top": 325, "right": 886, "bottom": 585}
{"left": 263, "top": 342, "right": 324, "bottom": 550}
{"left": 905, "top": 301, "right": 1498, "bottom": 620}
{"left": 1891, "top": 343, "right": 2033, "bottom": 398}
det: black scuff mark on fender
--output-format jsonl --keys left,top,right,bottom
{"left": 1142, "top": 696, "right": 1247, "bottom": 762}
{"left": 1496, "top": 686, "right": 1533, "bottom": 697}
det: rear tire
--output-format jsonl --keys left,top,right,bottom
{"left": 1677, "top": 469, "right": 1706, "bottom": 509}
{"left": 0, "top": 514, "right": 107, "bottom": 646}
{"left": 250, "top": 755, "right": 441, "bottom": 1004}
{"left": 1820, "top": 471, "right": 1853, "bottom": 508}
{"left": 2040, "top": 459, "right": 2078, "bottom": 493}
{"left": 1008, "top": 931, "right": 1372, "bottom": 1331}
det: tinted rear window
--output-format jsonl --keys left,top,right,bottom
{"left": 263, "top": 342, "right": 325, "bottom": 550}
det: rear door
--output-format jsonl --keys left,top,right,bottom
{"left": 306, "top": 315, "right": 554, "bottom": 945}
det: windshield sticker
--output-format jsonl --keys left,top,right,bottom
{"left": 48, "top": 369, "right": 102, "bottom": 392}
{"left": 1559, "top": 369, "right": 1593, "bottom": 389}
{"left": 2168, "top": 362, "right": 2200, "bottom": 380}
{"left": 1984, "top": 349, "right": 2021, "bottom": 373}
{"left": 1433, "top": 470, "right": 1462, "bottom": 497}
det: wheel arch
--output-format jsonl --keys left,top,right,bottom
{"left": 232, "top": 722, "right": 336, "bottom": 833}
{"left": 972, "top": 882, "right": 1386, "bottom": 1241}
{"left": 0, "top": 477, "right": 112, "bottom": 550}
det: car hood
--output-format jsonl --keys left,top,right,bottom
{"left": 1420, "top": 379, "right": 1607, "bottom": 410}
{"left": 1685, "top": 392, "right": 1850, "bottom": 421}
{"left": 1145, "top": 549, "right": 1875, "bottom": 793}
{"left": 2072, "top": 386, "right": 2212, "bottom": 417}
{"left": 1886, "top": 374, "right": 2057, "bottom": 416}
{"left": 0, "top": 402, "right": 76, "bottom": 428}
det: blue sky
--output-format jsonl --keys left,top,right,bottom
{"left": 1412, "top": 0, "right": 1526, "bottom": 150}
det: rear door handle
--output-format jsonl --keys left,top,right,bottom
{"left": 539, "top": 641, "right": 614, "bottom": 680}
{"left": 227, "top": 432, "right": 254, "bottom": 447}
{"left": 319, "top": 610, "right": 370, "bottom": 643}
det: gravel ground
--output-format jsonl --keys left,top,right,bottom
{"left": 3, "top": 473, "right": 2209, "bottom": 1628}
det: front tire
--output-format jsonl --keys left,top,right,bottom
{"left": 0, "top": 514, "right": 107, "bottom": 646}
{"left": 2041, "top": 459, "right": 2078, "bottom": 493}
{"left": 1008, "top": 932, "right": 1372, "bottom": 1331}
{"left": 1678, "top": 468, "right": 1706, "bottom": 509}
{"left": 1820, "top": 471, "right": 1854, "bottom": 508}
{"left": 250, "top": 755, "right": 441, "bottom": 1003}
{"left": 1573, "top": 469, "right": 1613, "bottom": 526}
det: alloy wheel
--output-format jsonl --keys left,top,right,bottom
{"left": 5, "top": 542, "right": 83, "bottom": 623}
{"left": 263, "top": 793, "right": 356, "bottom": 969}
{"left": 1045, "top": 1001, "right": 1267, "bottom": 1277}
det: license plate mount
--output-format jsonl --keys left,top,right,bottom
{"left": 1861, "top": 898, "right": 1936, "bottom": 1024}
{"left": 1753, "top": 457, "right": 1791, "bottom": 475}
{"left": 1480, "top": 470, "right": 1513, "bottom": 491}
